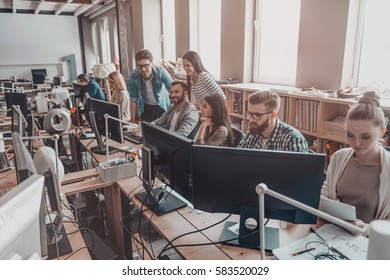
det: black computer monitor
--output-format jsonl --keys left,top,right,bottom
{"left": 31, "top": 69, "right": 47, "bottom": 85}
{"left": 191, "top": 146, "right": 326, "bottom": 250}
{"left": 88, "top": 98, "right": 124, "bottom": 154}
{"left": 5, "top": 91, "right": 29, "bottom": 118}
{"left": 53, "top": 76, "right": 61, "bottom": 87}
{"left": 138, "top": 121, "right": 194, "bottom": 216}
{"left": 12, "top": 132, "right": 37, "bottom": 184}
{"left": 11, "top": 105, "right": 27, "bottom": 137}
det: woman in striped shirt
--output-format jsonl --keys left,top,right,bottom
{"left": 183, "top": 51, "right": 225, "bottom": 108}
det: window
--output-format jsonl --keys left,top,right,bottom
{"left": 161, "top": 0, "right": 176, "bottom": 62}
{"left": 355, "top": 0, "right": 390, "bottom": 95}
{"left": 91, "top": 22, "right": 99, "bottom": 63}
{"left": 100, "top": 17, "right": 111, "bottom": 64}
{"left": 253, "top": 0, "right": 301, "bottom": 85}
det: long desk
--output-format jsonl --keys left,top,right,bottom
{"left": 68, "top": 136, "right": 312, "bottom": 260}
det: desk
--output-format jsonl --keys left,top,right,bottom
{"left": 72, "top": 137, "right": 312, "bottom": 259}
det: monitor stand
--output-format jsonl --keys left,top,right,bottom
{"left": 46, "top": 214, "right": 72, "bottom": 259}
{"left": 220, "top": 206, "right": 279, "bottom": 251}
{"left": 90, "top": 145, "right": 118, "bottom": 155}
{"left": 135, "top": 186, "right": 187, "bottom": 216}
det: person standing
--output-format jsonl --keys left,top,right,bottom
{"left": 182, "top": 50, "right": 225, "bottom": 108}
{"left": 128, "top": 49, "right": 172, "bottom": 123}
{"left": 108, "top": 71, "right": 131, "bottom": 122}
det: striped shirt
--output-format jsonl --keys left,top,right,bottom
{"left": 238, "top": 119, "right": 308, "bottom": 152}
{"left": 191, "top": 72, "right": 225, "bottom": 105}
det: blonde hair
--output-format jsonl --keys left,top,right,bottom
{"left": 248, "top": 91, "right": 280, "bottom": 112}
{"left": 346, "top": 91, "right": 386, "bottom": 129}
{"left": 108, "top": 71, "right": 127, "bottom": 91}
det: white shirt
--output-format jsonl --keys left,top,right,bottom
{"left": 144, "top": 79, "right": 158, "bottom": 105}
{"left": 169, "top": 110, "right": 180, "bottom": 132}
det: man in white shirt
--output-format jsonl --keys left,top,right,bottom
{"left": 152, "top": 81, "right": 200, "bottom": 137}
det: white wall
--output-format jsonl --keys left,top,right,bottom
{"left": 0, "top": 14, "right": 82, "bottom": 82}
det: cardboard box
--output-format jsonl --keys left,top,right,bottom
{"left": 98, "top": 158, "right": 137, "bottom": 182}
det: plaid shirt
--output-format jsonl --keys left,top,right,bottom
{"left": 238, "top": 119, "right": 308, "bottom": 152}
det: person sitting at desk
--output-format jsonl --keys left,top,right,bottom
{"left": 152, "top": 80, "right": 199, "bottom": 137}
{"left": 108, "top": 71, "right": 131, "bottom": 122}
{"left": 238, "top": 91, "right": 308, "bottom": 152}
{"left": 195, "top": 93, "right": 234, "bottom": 146}
{"left": 76, "top": 73, "right": 106, "bottom": 101}
{"left": 320, "top": 91, "right": 390, "bottom": 234}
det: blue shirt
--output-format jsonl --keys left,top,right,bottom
{"left": 127, "top": 65, "right": 172, "bottom": 114}
{"left": 87, "top": 79, "right": 106, "bottom": 101}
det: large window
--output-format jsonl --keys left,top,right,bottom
{"left": 100, "top": 17, "right": 111, "bottom": 64}
{"left": 253, "top": 0, "right": 301, "bottom": 85}
{"left": 355, "top": 0, "right": 390, "bottom": 95}
{"left": 91, "top": 22, "right": 99, "bottom": 64}
{"left": 161, "top": 0, "right": 176, "bottom": 62}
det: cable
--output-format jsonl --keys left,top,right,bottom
{"left": 306, "top": 227, "right": 337, "bottom": 260}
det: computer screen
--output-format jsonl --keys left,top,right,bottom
{"left": 12, "top": 132, "right": 37, "bottom": 184}
{"left": 11, "top": 105, "right": 27, "bottom": 137}
{"left": 53, "top": 76, "right": 61, "bottom": 87}
{"left": 0, "top": 174, "right": 47, "bottom": 260}
{"left": 88, "top": 98, "right": 124, "bottom": 154}
{"left": 5, "top": 91, "right": 28, "bottom": 118}
{"left": 31, "top": 68, "right": 47, "bottom": 85}
{"left": 191, "top": 146, "right": 326, "bottom": 249}
{"left": 139, "top": 121, "right": 194, "bottom": 215}
{"left": 192, "top": 146, "right": 325, "bottom": 222}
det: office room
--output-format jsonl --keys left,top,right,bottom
{"left": 0, "top": 0, "right": 389, "bottom": 276}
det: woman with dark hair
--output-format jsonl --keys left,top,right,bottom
{"left": 182, "top": 50, "right": 225, "bottom": 107}
{"left": 320, "top": 91, "right": 390, "bottom": 235}
{"left": 195, "top": 93, "right": 234, "bottom": 147}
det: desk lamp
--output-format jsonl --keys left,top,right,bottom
{"left": 255, "top": 183, "right": 389, "bottom": 260}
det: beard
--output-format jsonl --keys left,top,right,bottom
{"left": 170, "top": 94, "right": 185, "bottom": 105}
{"left": 249, "top": 120, "right": 269, "bottom": 136}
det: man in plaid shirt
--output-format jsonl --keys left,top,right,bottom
{"left": 238, "top": 91, "right": 308, "bottom": 152}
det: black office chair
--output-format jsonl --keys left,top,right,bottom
{"left": 231, "top": 127, "right": 245, "bottom": 147}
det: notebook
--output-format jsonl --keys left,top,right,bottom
{"left": 319, "top": 197, "right": 356, "bottom": 221}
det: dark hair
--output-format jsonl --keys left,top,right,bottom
{"left": 171, "top": 80, "right": 189, "bottom": 94}
{"left": 204, "top": 93, "right": 234, "bottom": 146}
{"left": 183, "top": 51, "right": 208, "bottom": 97}
{"left": 248, "top": 91, "right": 280, "bottom": 112}
{"left": 347, "top": 91, "right": 386, "bottom": 128}
{"left": 135, "top": 49, "right": 153, "bottom": 62}
{"left": 77, "top": 73, "right": 89, "bottom": 82}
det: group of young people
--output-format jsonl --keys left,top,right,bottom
{"left": 78, "top": 48, "right": 390, "bottom": 236}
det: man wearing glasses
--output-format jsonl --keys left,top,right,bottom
{"left": 238, "top": 91, "right": 308, "bottom": 152}
{"left": 128, "top": 49, "right": 173, "bottom": 123}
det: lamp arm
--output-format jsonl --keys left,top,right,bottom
{"left": 103, "top": 114, "right": 139, "bottom": 161}
{"left": 255, "top": 183, "right": 365, "bottom": 260}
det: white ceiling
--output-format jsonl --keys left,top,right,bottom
{"left": 0, "top": 0, "right": 111, "bottom": 17}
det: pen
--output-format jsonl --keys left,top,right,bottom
{"left": 330, "top": 247, "right": 350, "bottom": 260}
{"left": 292, "top": 247, "right": 315, "bottom": 256}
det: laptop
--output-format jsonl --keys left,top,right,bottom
{"left": 319, "top": 197, "right": 357, "bottom": 221}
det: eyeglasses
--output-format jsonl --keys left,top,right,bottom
{"left": 136, "top": 62, "right": 151, "bottom": 70}
{"left": 245, "top": 111, "right": 272, "bottom": 121}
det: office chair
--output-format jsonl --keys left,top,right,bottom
{"left": 231, "top": 127, "right": 245, "bottom": 147}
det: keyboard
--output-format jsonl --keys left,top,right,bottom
{"left": 124, "top": 133, "right": 143, "bottom": 144}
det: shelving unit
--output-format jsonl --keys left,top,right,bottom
{"left": 221, "top": 83, "right": 390, "bottom": 153}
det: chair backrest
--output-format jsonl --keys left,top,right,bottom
{"left": 231, "top": 127, "right": 244, "bottom": 147}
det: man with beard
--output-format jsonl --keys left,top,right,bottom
{"left": 128, "top": 49, "right": 172, "bottom": 123}
{"left": 238, "top": 91, "right": 308, "bottom": 152}
{"left": 152, "top": 81, "right": 200, "bottom": 137}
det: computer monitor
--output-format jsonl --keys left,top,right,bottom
{"left": 0, "top": 174, "right": 47, "bottom": 260}
{"left": 53, "top": 76, "right": 61, "bottom": 87}
{"left": 11, "top": 105, "right": 27, "bottom": 137}
{"left": 5, "top": 91, "right": 28, "bottom": 118}
{"left": 138, "top": 121, "right": 194, "bottom": 216}
{"left": 31, "top": 68, "right": 47, "bottom": 85}
{"left": 12, "top": 132, "right": 37, "bottom": 184}
{"left": 191, "top": 146, "right": 326, "bottom": 250}
{"left": 88, "top": 98, "right": 124, "bottom": 154}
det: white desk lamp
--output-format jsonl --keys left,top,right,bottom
{"left": 255, "top": 183, "right": 369, "bottom": 260}
{"left": 103, "top": 113, "right": 138, "bottom": 162}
